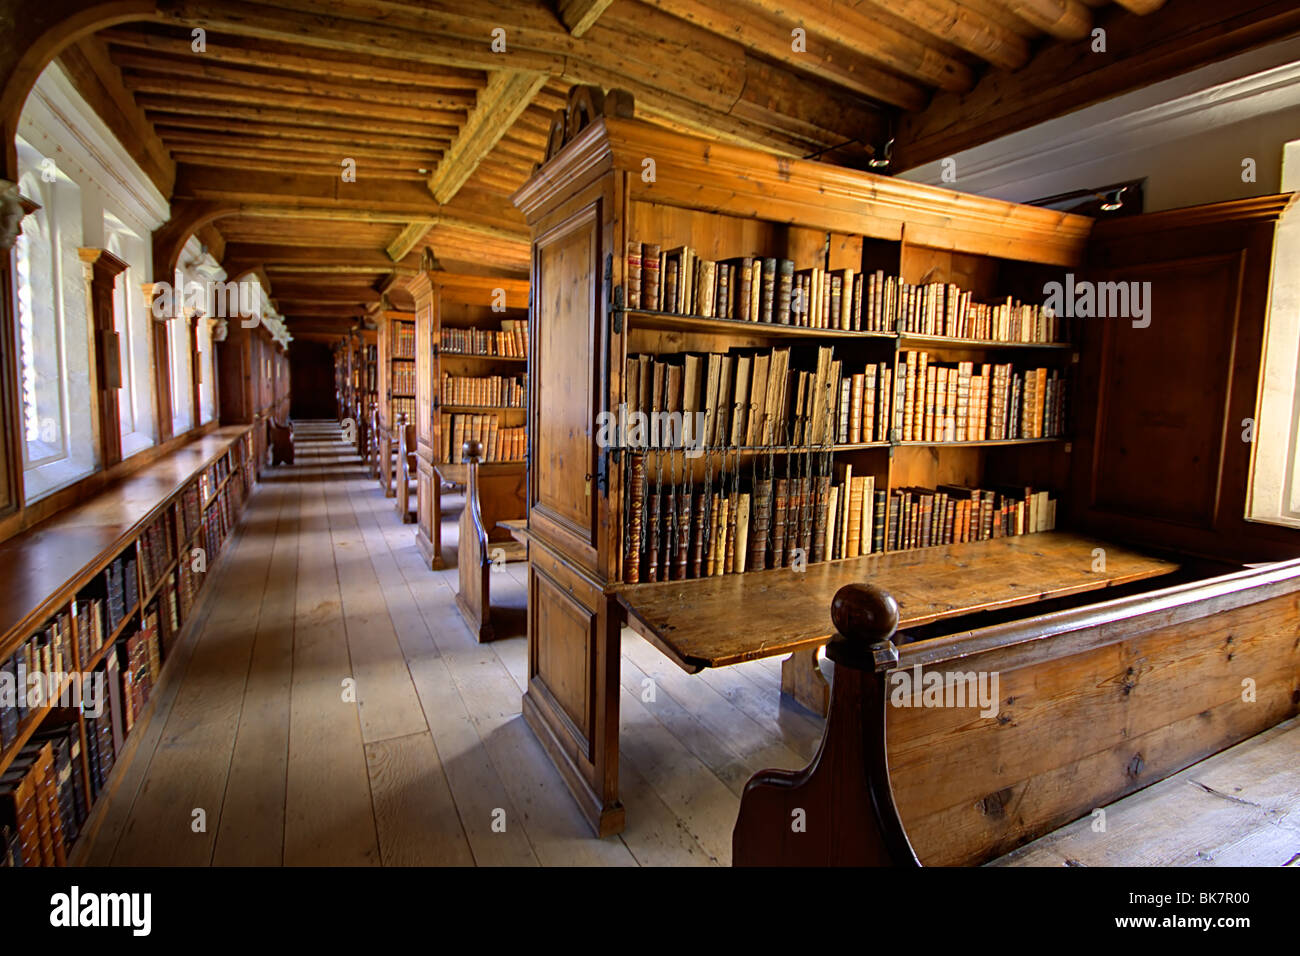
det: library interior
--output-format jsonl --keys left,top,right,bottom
{"left": 0, "top": 0, "right": 1298, "bottom": 872}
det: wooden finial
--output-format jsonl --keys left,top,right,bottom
{"left": 828, "top": 583, "right": 900, "bottom": 671}
{"left": 462, "top": 439, "right": 483, "bottom": 464}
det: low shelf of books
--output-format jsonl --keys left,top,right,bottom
{"left": 0, "top": 428, "right": 257, "bottom": 866}
{"left": 618, "top": 228, "right": 1074, "bottom": 588}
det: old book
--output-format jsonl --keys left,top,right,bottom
{"left": 626, "top": 241, "right": 642, "bottom": 310}
{"left": 642, "top": 243, "right": 661, "bottom": 310}
{"left": 646, "top": 491, "right": 661, "bottom": 582}
{"left": 776, "top": 259, "right": 795, "bottom": 324}
{"left": 760, "top": 258, "right": 777, "bottom": 323}
{"left": 749, "top": 480, "right": 771, "bottom": 571}
{"left": 680, "top": 354, "right": 702, "bottom": 447}
{"left": 623, "top": 454, "right": 645, "bottom": 584}
{"left": 770, "top": 478, "right": 789, "bottom": 568}
{"left": 731, "top": 354, "right": 752, "bottom": 445}
{"left": 733, "top": 493, "right": 751, "bottom": 573}
{"left": 747, "top": 353, "right": 770, "bottom": 446}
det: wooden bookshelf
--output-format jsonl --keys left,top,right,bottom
{"left": 375, "top": 308, "right": 416, "bottom": 497}
{"left": 408, "top": 270, "right": 529, "bottom": 570}
{"left": 510, "top": 113, "right": 1095, "bottom": 837}
{"left": 0, "top": 427, "right": 257, "bottom": 864}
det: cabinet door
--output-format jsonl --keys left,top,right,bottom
{"left": 529, "top": 194, "right": 608, "bottom": 574}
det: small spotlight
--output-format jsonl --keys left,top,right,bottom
{"left": 1099, "top": 187, "right": 1127, "bottom": 212}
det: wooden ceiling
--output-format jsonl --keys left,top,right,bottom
{"left": 43, "top": 0, "right": 1300, "bottom": 337}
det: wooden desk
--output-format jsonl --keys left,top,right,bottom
{"left": 614, "top": 532, "right": 1179, "bottom": 673}
{"left": 512, "top": 526, "right": 1180, "bottom": 837}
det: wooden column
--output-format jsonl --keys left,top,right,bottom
{"left": 140, "top": 280, "right": 173, "bottom": 444}
{"left": 79, "top": 248, "right": 128, "bottom": 467}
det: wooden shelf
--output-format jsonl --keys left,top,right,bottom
{"left": 438, "top": 352, "right": 528, "bottom": 363}
{"left": 623, "top": 308, "right": 898, "bottom": 341}
{"left": 438, "top": 404, "right": 526, "bottom": 412}
{"left": 0, "top": 673, "right": 77, "bottom": 778}
{"left": 895, "top": 437, "right": 1063, "bottom": 448}
{"left": 899, "top": 333, "right": 1074, "bottom": 351}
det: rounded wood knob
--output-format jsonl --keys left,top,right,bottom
{"left": 828, "top": 584, "right": 900, "bottom": 671}
{"left": 462, "top": 439, "right": 483, "bottom": 463}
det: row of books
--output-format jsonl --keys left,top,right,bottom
{"left": 73, "top": 597, "right": 106, "bottom": 670}
{"left": 0, "top": 611, "right": 74, "bottom": 750}
{"left": 390, "top": 361, "right": 416, "bottom": 396}
{"left": 897, "top": 353, "right": 1067, "bottom": 442}
{"left": 105, "top": 551, "right": 139, "bottom": 635}
{"left": 391, "top": 321, "right": 415, "bottom": 359}
{"left": 391, "top": 396, "right": 416, "bottom": 421}
{"left": 440, "top": 320, "right": 528, "bottom": 358}
{"left": 440, "top": 373, "right": 526, "bottom": 409}
{"left": 138, "top": 509, "right": 176, "bottom": 593}
{"left": 180, "top": 483, "right": 202, "bottom": 543}
{"left": 622, "top": 462, "right": 1059, "bottom": 582}
{"left": 625, "top": 241, "right": 1066, "bottom": 343}
{"left": 442, "top": 413, "right": 526, "bottom": 464}
{"left": 624, "top": 345, "right": 1069, "bottom": 451}
{"left": 0, "top": 738, "right": 67, "bottom": 866}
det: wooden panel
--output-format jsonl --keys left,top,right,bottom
{"left": 1090, "top": 253, "right": 1242, "bottom": 527}
{"left": 889, "top": 583, "right": 1300, "bottom": 865}
{"left": 532, "top": 564, "right": 594, "bottom": 738}
{"left": 530, "top": 201, "right": 603, "bottom": 567}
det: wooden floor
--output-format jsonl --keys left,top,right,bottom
{"left": 72, "top": 420, "right": 1300, "bottom": 867}
{"left": 73, "top": 420, "right": 823, "bottom": 866}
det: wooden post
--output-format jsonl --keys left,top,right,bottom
{"left": 456, "top": 439, "right": 494, "bottom": 641}
{"left": 732, "top": 583, "right": 921, "bottom": 867}
{"left": 81, "top": 249, "right": 129, "bottom": 467}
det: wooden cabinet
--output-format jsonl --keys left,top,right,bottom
{"left": 512, "top": 115, "right": 1094, "bottom": 834}
{"left": 408, "top": 272, "right": 529, "bottom": 569}
{"left": 217, "top": 321, "right": 288, "bottom": 471}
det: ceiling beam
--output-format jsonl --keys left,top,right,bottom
{"left": 120, "top": 73, "right": 466, "bottom": 127}
{"left": 55, "top": 37, "right": 176, "bottom": 196}
{"left": 153, "top": 0, "right": 888, "bottom": 156}
{"left": 98, "top": 24, "right": 488, "bottom": 88}
{"left": 107, "top": 48, "right": 478, "bottom": 110}
{"left": 387, "top": 221, "right": 437, "bottom": 262}
{"left": 427, "top": 70, "right": 547, "bottom": 204}
{"left": 892, "top": 0, "right": 1300, "bottom": 171}
{"left": 655, "top": 0, "right": 971, "bottom": 93}
{"left": 558, "top": 0, "right": 617, "bottom": 37}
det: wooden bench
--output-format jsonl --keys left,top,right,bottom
{"left": 727, "top": 556, "right": 1300, "bottom": 865}
{"left": 453, "top": 441, "right": 526, "bottom": 642}
{"left": 395, "top": 421, "right": 417, "bottom": 524}
{"left": 267, "top": 418, "right": 293, "bottom": 466}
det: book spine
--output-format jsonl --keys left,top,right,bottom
{"left": 623, "top": 455, "right": 644, "bottom": 584}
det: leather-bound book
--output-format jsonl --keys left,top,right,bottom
{"left": 724, "top": 494, "right": 739, "bottom": 574}
{"left": 646, "top": 490, "right": 660, "bottom": 582}
{"left": 749, "top": 479, "right": 771, "bottom": 571}
{"left": 676, "top": 490, "right": 691, "bottom": 580}
{"left": 811, "top": 474, "right": 832, "bottom": 563}
{"left": 626, "top": 241, "right": 642, "bottom": 310}
{"left": 770, "top": 478, "right": 788, "bottom": 568}
{"left": 642, "top": 243, "right": 661, "bottom": 310}
{"left": 690, "top": 492, "right": 707, "bottom": 578}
